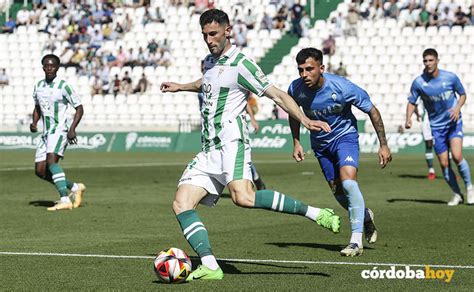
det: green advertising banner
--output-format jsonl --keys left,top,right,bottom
{"left": 1, "top": 120, "right": 473, "bottom": 154}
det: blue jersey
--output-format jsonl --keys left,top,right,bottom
{"left": 408, "top": 69, "right": 465, "bottom": 130}
{"left": 288, "top": 73, "right": 373, "bottom": 150}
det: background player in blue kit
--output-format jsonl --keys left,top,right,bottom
{"left": 405, "top": 48, "right": 473, "bottom": 206}
{"left": 288, "top": 48, "right": 392, "bottom": 257}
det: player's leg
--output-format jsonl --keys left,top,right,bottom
{"left": 172, "top": 184, "right": 223, "bottom": 281}
{"left": 227, "top": 179, "right": 340, "bottom": 233}
{"left": 422, "top": 117, "right": 435, "bottom": 179}
{"left": 450, "top": 134, "right": 473, "bottom": 204}
{"left": 433, "top": 128, "right": 463, "bottom": 205}
{"left": 45, "top": 152, "right": 73, "bottom": 211}
{"left": 225, "top": 140, "right": 340, "bottom": 233}
{"left": 250, "top": 162, "right": 266, "bottom": 190}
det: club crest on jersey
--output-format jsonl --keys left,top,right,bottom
{"left": 218, "top": 67, "right": 225, "bottom": 76}
{"left": 331, "top": 93, "right": 337, "bottom": 101}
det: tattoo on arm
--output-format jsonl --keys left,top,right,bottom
{"left": 369, "top": 106, "right": 387, "bottom": 146}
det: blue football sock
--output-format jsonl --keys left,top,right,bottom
{"left": 342, "top": 180, "right": 365, "bottom": 233}
{"left": 457, "top": 159, "right": 472, "bottom": 188}
{"left": 442, "top": 167, "right": 461, "bottom": 194}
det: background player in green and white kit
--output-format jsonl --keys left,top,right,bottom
{"left": 161, "top": 9, "right": 341, "bottom": 281}
{"left": 30, "top": 54, "right": 86, "bottom": 211}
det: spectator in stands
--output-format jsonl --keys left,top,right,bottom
{"left": 402, "top": 3, "right": 418, "bottom": 28}
{"left": 331, "top": 12, "right": 344, "bottom": 37}
{"left": 416, "top": 5, "right": 430, "bottom": 27}
{"left": 134, "top": 73, "right": 149, "bottom": 94}
{"left": 290, "top": 0, "right": 304, "bottom": 37}
{"left": 92, "top": 75, "right": 103, "bottom": 95}
{"left": 89, "top": 29, "right": 104, "bottom": 49}
{"left": 300, "top": 11, "right": 310, "bottom": 38}
{"left": 137, "top": 47, "right": 149, "bottom": 67}
{"left": 155, "top": 7, "right": 165, "bottom": 23}
{"left": 112, "top": 74, "right": 121, "bottom": 96}
{"left": 16, "top": 6, "right": 31, "bottom": 26}
{"left": 274, "top": 5, "right": 288, "bottom": 30}
{"left": 160, "top": 38, "right": 171, "bottom": 51}
{"left": 116, "top": 46, "right": 129, "bottom": 67}
{"left": 123, "top": 13, "right": 133, "bottom": 32}
{"left": 335, "top": 62, "right": 348, "bottom": 77}
{"left": 346, "top": 6, "right": 359, "bottom": 36}
{"left": 234, "top": 26, "right": 248, "bottom": 48}
{"left": 469, "top": 5, "right": 474, "bottom": 24}
{"left": 102, "top": 23, "right": 113, "bottom": 40}
{"left": 125, "top": 48, "right": 138, "bottom": 67}
{"left": 121, "top": 71, "right": 133, "bottom": 94}
{"left": 384, "top": 0, "right": 399, "bottom": 19}
{"left": 0, "top": 68, "right": 9, "bottom": 86}
{"left": 243, "top": 8, "right": 256, "bottom": 30}
{"left": 260, "top": 12, "right": 273, "bottom": 31}
{"left": 322, "top": 35, "right": 336, "bottom": 56}
{"left": 147, "top": 39, "right": 159, "bottom": 54}
{"left": 453, "top": 6, "right": 470, "bottom": 27}
{"left": 1, "top": 17, "right": 16, "bottom": 34}
{"left": 158, "top": 48, "right": 172, "bottom": 67}
{"left": 429, "top": 8, "right": 441, "bottom": 27}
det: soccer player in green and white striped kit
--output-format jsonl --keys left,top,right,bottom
{"left": 161, "top": 9, "right": 340, "bottom": 281}
{"left": 30, "top": 54, "right": 86, "bottom": 211}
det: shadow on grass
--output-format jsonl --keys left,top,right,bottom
{"left": 398, "top": 174, "right": 430, "bottom": 179}
{"left": 387, "top": 198, "right": 446, "bottom": 204}
{"left": 29, "top": 200, "right": 55, "bottom": 207}
{"left": 267, "top": 242, "right": 373, "bottom": 252}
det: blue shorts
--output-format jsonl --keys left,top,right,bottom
{"left": 313, "top": 133, "right": 359, "bottom": 182}
{"left": 432, "top": 121, "right": 463, "bottom": 154}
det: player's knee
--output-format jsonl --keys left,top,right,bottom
{"left": 35, "top": 169, "right": 46, "bottom": 179}
{"left": 172, "top": 199, "right": 193, "bottom": 215}
{"left": 231, "top": 190, "right": 255, "bottom": 208}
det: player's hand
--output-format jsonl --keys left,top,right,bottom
{"left": 160, "top": 82, "right": 180, "bottom": 93}
{"left": 378, "top": 145, "right": 392, "bottom": 169}
{"left": 303, "top": 119, "right": 331, "bottom": 133}
{"left": 448, "top": 107, "right": 461, "bottom": 122}
{"left": 67, "top": 129, "right": 78, "bottom": 144}
{"left": 292, "top": 143, "right": 305, "bottom": 162}
{"left": 251, "top": 120, "right": 259, "bottom": 133}
{"left": 30, "top": 123, "right": 38, "bottom": 133}
{"left": 404, "top": 118, "right": 412, "bottom": 129}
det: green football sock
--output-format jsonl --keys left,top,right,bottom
{"left": 254, "top": 189, "right": 308, "bottom": 216}
{"left": 176, "top": 210, "right": 213, "bottom": 258}
{"left": 48, "top": 163, "right": 68, "bottom": 197}
{"left": 45, "top": 169, "right": 75, "bottom": 190}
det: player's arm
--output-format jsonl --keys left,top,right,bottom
{"left": 68, "top": 105, "right": 83, "bottom": 144}
{"left": 263, "top": 85, "right": 330, "bottom": 132}
{"left": 289, "top": 114, "right": 305, "bottom": 162}
{"left": 368, "top": 106, "right": 392, "bottom": 168}
{"left": 30, "top": 105, "right": 41, "bottom": 133}
{"left": 449, "top": 93, "right": 466, "bottom": 122}
{"left": 160, "top": 79, "right": 202, "bottom": 93}
{"left": 245, "top": 102, "right": 259, "bottom": 133}
{"left": 405, "top": 102, "right": 417, "bottom": 129}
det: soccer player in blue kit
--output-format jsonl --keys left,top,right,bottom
{"left": 288, "top": 48, "right": 392, "bottom": 256}
{"left": 405, "top": 48, "right": 473, "bottom": 206}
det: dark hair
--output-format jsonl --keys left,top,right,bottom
{"left": 199, "top": 9, "right": 230, "bottom": 27}
{"left": 422, "top": 48, "right": 438, "bottom": 59}
{"left": 296, "top": 48, "right": 323, "bottom": 65}
{"left": 41, "top": 54, "right": 60, "bottom": 66}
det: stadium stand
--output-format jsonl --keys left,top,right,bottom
{"left": 0, "top": 0, "right": 473, "bottom": 133}
{"left": 266, "top": 0, "right": 474, "bottom": 132}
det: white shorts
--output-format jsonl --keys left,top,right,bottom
{"left": 35, "top": 132, "right": 68, "bottom": 162}
{"left": 178, "top": 139, "right": 253, "bottom": 206}
{"left": 421, "top": 117, "right": 432, "bottom": 141}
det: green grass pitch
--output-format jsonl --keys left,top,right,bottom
{"left": 0, "top": 152, "right": 473, "bottom": 290}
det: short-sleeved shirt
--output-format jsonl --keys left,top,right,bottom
{"left": 200, "top": 45, "right": 271, "bottom": 151}
{"left": 288, "top": 73, "right": 373, "bottom": 151}
{"left": 408, "top": 69, "right": 465, "bottom": 130}
{"left": 33, "top": 78, "right": 82, "bottom": 135}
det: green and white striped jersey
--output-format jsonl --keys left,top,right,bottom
{"left": 201, "top": 46, "right": 272, "bottom": 151}
{"left": 33, "top": 78, "right": 82, "bottom": 135}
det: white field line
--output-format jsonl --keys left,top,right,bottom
{"left": 0, "top": 251, "right": 473, "bottom": 269}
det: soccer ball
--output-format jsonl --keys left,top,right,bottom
{"left": 153, "top": 247, "right": 192, "bottom": 283}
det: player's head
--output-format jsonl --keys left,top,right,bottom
{"left": 41, "top": 54, "right": 60, "bottom": 80}
{"left": 296, "top": 48, "right": 325, "bottom": 89}
{"left": 199, "top": 9, "right": 232, "bottom": 57}
{"left": 422, "top": 48, "right": 439, "bottom": 75}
